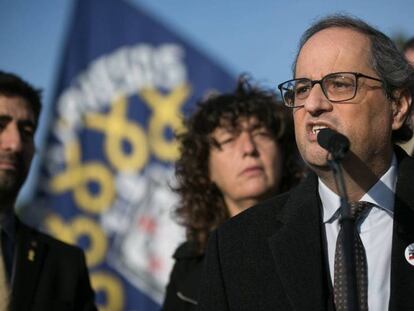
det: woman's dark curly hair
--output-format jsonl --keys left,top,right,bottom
{"left": 174, "top": 76, "right": 304, "bottom": 253}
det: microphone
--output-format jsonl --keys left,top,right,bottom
{"left": 317, "top": 128, "right": 350, "bottom": 160}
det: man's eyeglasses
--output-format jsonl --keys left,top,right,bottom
{"left": 277, "top": 72, "right": 383, "bottom": 108}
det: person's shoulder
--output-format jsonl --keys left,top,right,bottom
{"left": 173, "top": 240, "right": 204, "bottom": 260}
{"left": 396, "top": 145, "right": 414, "bottom": 168}
{"left": 215, "top": 190, "right": 292, "bottom": 241}
{"left": 18, "top": 220, "right": 85, "bottom": 256}
{"left": 241, "top": 191, "right": 291, "bottom": 221}
{"left": 217, "top": 173, "right": 317, "bottom": 237}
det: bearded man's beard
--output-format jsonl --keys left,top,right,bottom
{"left": 0, "top": 154, "right": 28, "bottom": 202}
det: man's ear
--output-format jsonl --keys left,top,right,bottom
{"left": 391, "top": 88, "right": 412, "bottom": 130}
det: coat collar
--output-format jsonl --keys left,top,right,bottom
{"left": 10, "top": 220, "right": 47, "bottom": 311}
{"left": 267, "top": 173, "right": 332, "bottom": 311}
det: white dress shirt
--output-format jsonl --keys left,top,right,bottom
{"left": 319, "top": 154, "right": 397, "bottom": 311}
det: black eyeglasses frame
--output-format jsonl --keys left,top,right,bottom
{"left": 277, "top": 72, "right": 383, "bottom": 108}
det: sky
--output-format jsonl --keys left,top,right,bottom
{"left": 0, "top": 0, "right": 413, "bottom": 203}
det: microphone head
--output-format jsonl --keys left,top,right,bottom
{"left": 317, "top": 128, "right": 350, "bottom": 160}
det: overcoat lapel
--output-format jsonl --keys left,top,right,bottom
{"left": 389, "top": 151, "right": 414, "bottom": 311}
{"left": 268, "top": 173, "right": 330, "bottom": 311}
{"left": 10, "top": 222, "right": 47, "bottom": 311}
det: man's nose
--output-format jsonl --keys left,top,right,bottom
{"left": 1, "top": 124, "right": 23, "bottom": 152}
{"left": 303, "top": 84, "right": 333, "bottom": 116}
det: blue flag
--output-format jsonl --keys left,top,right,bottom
{"left": 30, "top": 0, "right": 235, "bottom": 309}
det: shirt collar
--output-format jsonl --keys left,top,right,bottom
{"left": 320, "top": 153, "right": 397, "bottom": 223}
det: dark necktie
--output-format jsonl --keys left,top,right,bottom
{"left": 334, "top": 201, "right": 373, "bottom": 311}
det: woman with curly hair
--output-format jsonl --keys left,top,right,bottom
{"left": 162, "top": 76, "right": 305, "bottom": 310}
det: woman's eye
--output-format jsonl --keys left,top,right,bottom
{"left": 219, "top": 137, "right": 234, "bottom": 145}
{"left": 253, "top": 129, "right": 271, "bottom": 138}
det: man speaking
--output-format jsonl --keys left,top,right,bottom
{"left": 198, "top": 14, "right": 414, "bottom": 311}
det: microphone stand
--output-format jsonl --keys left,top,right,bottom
{"left": 327, "top": 157, "right": 359, "bottom": 311}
